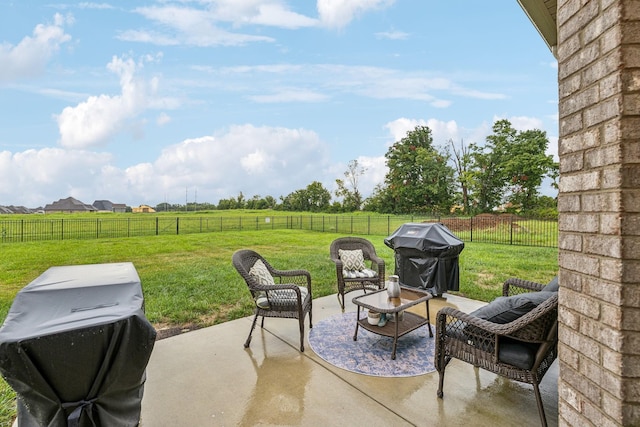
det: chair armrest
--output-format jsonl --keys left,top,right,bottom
{"left": 503, "top": 277, "right": 545, "bottom": 296}
{"left": 437, "top": 306, "right": 515, "bottom": 337}
{"left": 330, "top": 256, "right": 344, "bottom": 268}
{"left": 369, "top": 255, "right": 385, "bottom": 279}
{"left": 270, "top": 268, "right": 312, "bottom": 290}
{"left": 437, "top": 293, "right": 558, "bottom": 345}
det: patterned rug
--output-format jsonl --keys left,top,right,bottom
{"left": 308, "top": 311, "right": 436, "bottom": 377}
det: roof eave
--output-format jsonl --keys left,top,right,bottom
{"left": 517, "top": 0, "right": 558, "bottom": 58}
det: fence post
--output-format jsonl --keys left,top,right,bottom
{"left": 470, "top": 216, "right": 473, "bottom": 242}
{"left": 156, "top": 217, "right": 159, "bottom": 235}
{"left": 96, "top": 218, "right": 99, "bottom": 239}
{"left": 510, "top": 216, "right": 514, "bottom": 245}
{"left": 176, "top": 217, "right": 179, "bottom": 235}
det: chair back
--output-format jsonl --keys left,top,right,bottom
{"left": 232, "top": 249, "right": 271, "bottom": 290}
{"left": 330, "top": 237, "right": 378, "bottom": 261}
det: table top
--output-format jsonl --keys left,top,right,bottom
{"left": 352, "top": 287, "right": 432, "bottom": 313}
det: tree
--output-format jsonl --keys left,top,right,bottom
{"left": 280, "top": 181, "right": 331, "bottom": 212}
{"left": 362, "top": 183, "right": 395, "bottom": 213}
{"left": 468, "top": 119, "right": 556, "bottom": 212}
{"left": 503, "top": 129, "right": 556, "bottom": 211}
{"left": 335, "top": 159, "right": 366, "bottom": 212}
{"left": 449, "top": 138, "right": 472, "bottom": 213}
{"left": 469, "top": 120, "right": 511, "bottom": 212}
{"left": 383, "top": 126, "right": 455, "bottom": 214}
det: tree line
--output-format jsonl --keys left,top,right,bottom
{"left": 155, "top": 119, "right": 559, "bottom": 217}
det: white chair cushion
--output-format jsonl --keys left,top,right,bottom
{"left": 338, "top": 249, "right": 366, "bottom": 271}
{"left": 249, "top": 259, "right": 275, "bottom": 286}
{"left": 255, "top": 286, "right": 308, "bottom": 309}
{"left": 342, "top": 268, "right": 378, "bottom": 279}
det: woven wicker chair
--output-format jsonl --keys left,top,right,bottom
{"left": 435, "top": 278, "right": 558, "bottom": 427}
{"left": 329, "top": 237, "right": 385, "bottom": 311}
{"left": 232, "top": 249, "right": 312, "bottom": 352}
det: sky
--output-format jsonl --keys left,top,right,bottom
{"left": 0, "top": 0, "right": 558, "bottom": 209}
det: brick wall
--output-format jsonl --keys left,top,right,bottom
{"left": 557, "top": 0, "right": 640, "bottom": 425}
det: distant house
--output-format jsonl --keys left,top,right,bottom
{"left": 44, "top": 197, "right": 96, "bottom": 214}
{"left": 93, "top": 200, "right": 127, "bottom": 213}
{"left": 132, "top": 205, "right": 156, "bottom": 213}
{"left": 0, "top": 205, "right": 34, "bottom": 214}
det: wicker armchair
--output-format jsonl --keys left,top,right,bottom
{"left": 232, "top": 249, "right": 312, "bottom": 352}
{"left": 329, "top": 237, "right": 385, "bottom": 311}
{"left": 435, "top": 278, "right": 558, "bottom": 427}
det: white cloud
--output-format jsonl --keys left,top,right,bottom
{"left": 212, "top": 0, "right": 318, "bottom": 28}
{"left": 78, "top": 3, "right": 114, "bottom": 10}
{"left": 0, "top": 124, "right": 334, "bottom": 207}
{"left": 248, "top": 87, "right": 329, "bottom": 103}
{"left": 55, "top": 54, "right": 176, "bottom": 149}
{"left": 0, "top": 148, "right": 112, "bottom": 207}
{"left": 122, "top": 5, "right": 277, "bottom": 47}
{"left": 0, "top": 14, "right": 72, "bottom": 83}
{"left": 157, "top": 112, "right": 171, "bottom": 126}
{"left": 384, "top": 117, "right": 463, "bottom": 147}
{"left": 317, "top": 0, "right": 396, "bottom": 29}
{"left": 375, "top": 30, "right": 409, "bottom": 40}
{"left": 500, "top": 115, "right": 544, "bottom": 131}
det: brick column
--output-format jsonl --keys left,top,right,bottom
{"left": 557, "top": 0, "right": 640, "bottom": 425}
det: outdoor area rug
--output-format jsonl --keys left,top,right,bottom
{"left": 308, "top": 311, "right": 435, "bottom": 377}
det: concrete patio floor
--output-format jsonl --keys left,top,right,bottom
{"left": 140, "top": 293, "right": 558, "bottom": 427}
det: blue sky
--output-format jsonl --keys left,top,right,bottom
{"left": 0, "top": 1, "right": 558, "bottom": 208}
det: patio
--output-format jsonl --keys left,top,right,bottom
{"left": 140, "top": 293, "right": 558, "bottom": 426}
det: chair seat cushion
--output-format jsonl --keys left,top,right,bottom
{"left": 342, "top": 268, "right": 378, "bottom": 279}
{"left": 498, "top": 338, "right": 540, "bottom": 370}
{"left": 338, "top": 249, "right": 366, "bottom": 271}
{"left": 469, "top": 291, "right": 554, "bottom": 324}
{"left": 255, "top": 286, "right": 309, "bottom": 309}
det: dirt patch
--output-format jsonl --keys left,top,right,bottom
{"left": 154, "top": 323, "right": 204, "bottom": 340}
{"left": 427, "top": 214, "right": 518, "bottom": 233}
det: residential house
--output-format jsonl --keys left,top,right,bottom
{"left": 132, "top": 205, "right": 156, "bottom": 213}
{"left": 43, "top": 197, "right": 96, "bottom": 214}
{"left": 93, "top": 200, "right": 127, "bottom": 213}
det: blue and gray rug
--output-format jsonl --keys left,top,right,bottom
{"left": 308, "top": 311, "right": 435, "bottom": 377}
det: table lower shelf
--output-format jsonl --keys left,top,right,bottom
{"left": 356, "top": 311, "right": 430, "bottom": 339}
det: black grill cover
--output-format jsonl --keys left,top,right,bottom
{"left": 0, "top": 262, "right": 156, "bottom": 427}
{"left": 384, "top": 222, "right": 464, "bottom": 295}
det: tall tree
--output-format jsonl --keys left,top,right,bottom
{"left": 280, "top": 181, "right": 331, "bottom": 212}
{"left": 469, "top": 119, "right": 556, "bottom": 212}
{"left": 449, "top": 138, "right": 472, "bottom": 213}
{"left": 503, "top": 129, "right": 556, "bottom": 210}
{"left": 383, "top": 125, "right": 455, "bottom": 214}
{"left": 335, "top": 159, "right": 366, "bottom": 211}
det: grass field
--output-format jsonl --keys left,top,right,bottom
{"left": 0, "top": 229, "right": 558, "bottom": 426}
{"left": 0, "top": 210, "right": 558, "bottom": 248}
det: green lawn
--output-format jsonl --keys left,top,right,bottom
{"left": 0, "top": 229, "right": 558, "bottom": 426}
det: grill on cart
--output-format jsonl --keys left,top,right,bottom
{"left": 384, "top": 222, "right": 464, "bottom": 297}
{"left": 0, "top": 262, "right": 156, "bottom": 427}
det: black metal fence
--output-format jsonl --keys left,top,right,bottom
{"left": 0, "top": 214, "right": 558, "bottom": 247}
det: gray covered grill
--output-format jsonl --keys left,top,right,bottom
{"left": 384, "top": 222, "right": 464, "bottom": 296}
{"left": 0, "top": 262, "right": 156, "bottom": 427}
